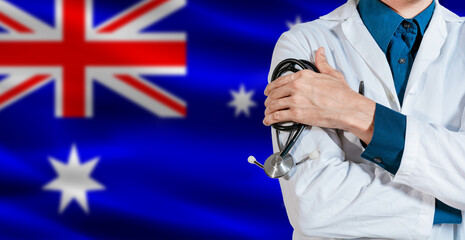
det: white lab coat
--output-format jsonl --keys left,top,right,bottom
{"left": 269, "top": 0, "right": 465, "bottom": 239}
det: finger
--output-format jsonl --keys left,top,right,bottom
{"left": 264, "top": 97, "right": 293, "bottom": 116}
{"left": 315, "top": 47, "right": 342, "bottom": 79}
{"left": 263, "top": 109, "right": 294, "bottom": 126}
{"left": 264, "top": 86, "right": 293, "bottom": 107}
{"left": 265, "top": 72, "right": 299, "bottom": 96}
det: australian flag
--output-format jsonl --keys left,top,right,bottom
{"left": 0, "top": 0, "right": 463, "bottom": 239}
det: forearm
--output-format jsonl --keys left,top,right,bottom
{"left": 350, "top": 99, "right": 465, "bottom": 211}
{"left": 357, "top": 103, "right": 462, "bottom": 223}
{"left": 394, "top": 116, "right": 465, "bottom": 210}
{"left": 275, "top": 126, "right": 434, "bottom": 239}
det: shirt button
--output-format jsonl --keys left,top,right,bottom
{"left": 398, "top": 58, "right": 406, "bottom": 64}
{"left": 373, "top": 157, "right": 383, "bottom": 164}
{"left": 403, "top": 22, "right": 411, "bottom": 29}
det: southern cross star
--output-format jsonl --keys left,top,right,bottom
{"left": 228, "top": 84, "right": 256, "bottom": 117}
{"left": 43, "top": 145, "right": 104, "bottom": 214}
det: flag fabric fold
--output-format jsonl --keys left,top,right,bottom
{"left": 0, "top": 0, "right": 462, "bottom": 239}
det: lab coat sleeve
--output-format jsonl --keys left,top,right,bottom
{"left": 393, "top": 114, "right": 465, "bottom": 211}
{"left": 270, "top": 31, "right": 435, "bottom": 239}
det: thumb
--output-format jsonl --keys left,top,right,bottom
{"left": 315, "top": 47, "right": 341, "bottom": 79}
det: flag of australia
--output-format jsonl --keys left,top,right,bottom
{"left": 0, "top": 0, "right": 463, "bottom": 239}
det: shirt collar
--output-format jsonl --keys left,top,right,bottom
{"left": 414, "top": 1, "right": 435, "bottom": 35}
{"left": 357, "top": 0, "right": 435, "bottom": 53}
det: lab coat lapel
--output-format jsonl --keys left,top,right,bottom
{"left": 339, "top": 3, "right": 401, "bottom": 110}
{"left": 403, "top": 2, "right": 447, "bottom": 105}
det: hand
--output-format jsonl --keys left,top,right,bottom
{"left": 263, "top": 47, "right": 376, "bottom": 144}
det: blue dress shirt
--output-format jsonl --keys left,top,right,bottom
{"left": 357, "top": 0, "right": 461, "bottom": 225}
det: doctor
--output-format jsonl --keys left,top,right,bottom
{"left": 263, "top": 0, "right": 465, "bottom": 239}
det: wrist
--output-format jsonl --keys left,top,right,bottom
{"left": 343, "top": 95, "right": 376, "bottom": 144}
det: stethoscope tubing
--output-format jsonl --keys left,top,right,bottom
{"left": 270, "top": 58, "right": 320, "bottom": 158}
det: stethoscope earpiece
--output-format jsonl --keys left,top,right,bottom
{"left": 248, "top": 156, "right": 263, "bottom": 169}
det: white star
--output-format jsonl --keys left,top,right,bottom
{"left": 287, "top": 15, "right": 302, "bottom": 29}
{"left": 43, "top": 144, "right": 104, "bottom": 214}
{"left": 228, "top": 85, "right": 256, "bottom": 117}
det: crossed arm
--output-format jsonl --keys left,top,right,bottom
{"left": 266, "top": 31, "right": 465, "bottom": 239}
{"left": 263, "top": 47, "right": 376, "bottom": 144}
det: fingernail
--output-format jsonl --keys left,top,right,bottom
{"left": 290, "top": 73, "right": 297, "bottom": 80}
{"left": 321, "top": 48, "right": 326, "bottom": 57}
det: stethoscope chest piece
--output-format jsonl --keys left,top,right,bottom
{"left": 264, "top": 153, "right": 294, "bottom": 179}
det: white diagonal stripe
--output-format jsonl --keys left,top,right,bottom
{"left": 0, "top": 0, "right": 59, "bottom": 40}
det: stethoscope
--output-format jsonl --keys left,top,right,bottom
{"left": 248, "top": 58, "right": 365, "bottom": 179}
{"left": 248, "top": 58, "right": 320, "bottom": 179}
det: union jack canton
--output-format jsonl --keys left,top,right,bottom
{"left": 0, "top": 0, "right": 187, "bottom": 118}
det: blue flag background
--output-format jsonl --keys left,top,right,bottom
{"left": 0, "top": 0, "right": 464, "bottom": 239}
